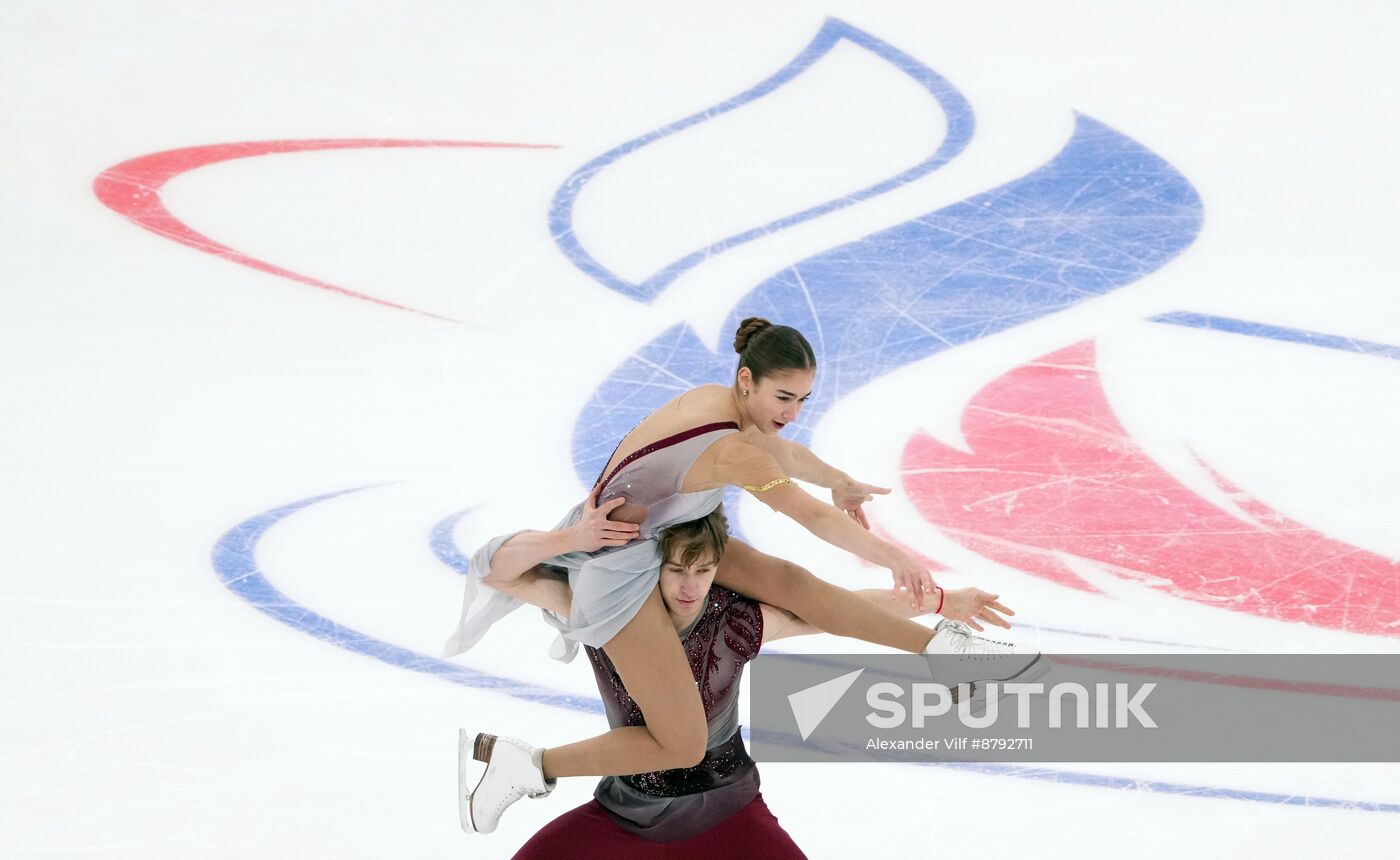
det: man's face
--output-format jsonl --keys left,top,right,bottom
{"left": 659, "top": 546, "right": 720, "bottom": 628}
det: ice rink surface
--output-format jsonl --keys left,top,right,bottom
{"left": 3, "top": 2, "right": 1400, "bottom": 856}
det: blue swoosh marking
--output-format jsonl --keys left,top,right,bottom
{"left": 549, "top": 17, "right": 975, "bottom": 303}
{"left": 209, "top": 486, "right": 1400, "bottom": 814}
{"left": 572, "top": 113, "right": 1205, "bottom": 483}
{"left": 571, "top": 321, "right": 725, "bottom": 485}
{"left": 1152, "top": 311, "right": 1400, "bottom": 361}
{"left": 209, "top": 486, "right": 599, "bottom": 713}
{"left": 429, "top": 507, "right": 474, "bottom": 571}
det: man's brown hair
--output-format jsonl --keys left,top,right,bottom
{"left": 657, "top": 507, "right": 730, "bottom": 569}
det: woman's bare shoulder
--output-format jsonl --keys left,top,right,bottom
{"left": 672, "top": 383, "right": 734, "bottom": 411}
{"left": 708, "top": 432, "right": 780, "bottom": 469}
{"left": 682, "top": 432, "right": 781, "bottom": 493}
{"left": 606, "top": 385, "right": 742, "bottom": 473}
{"left": 651, "top": 384, "right": 739, "bottom": 426}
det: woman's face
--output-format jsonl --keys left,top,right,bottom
{"left": 742, "top": 368, "right": 815, "bottom": 435}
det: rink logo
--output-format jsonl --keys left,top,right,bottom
{"left": 865, "top": 682, "right": 1158, "bottom": 730}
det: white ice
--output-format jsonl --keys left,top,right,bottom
{"left": 3, "top": 1, "right": 1400, "bottom": 857}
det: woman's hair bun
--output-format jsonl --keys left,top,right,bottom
{"left": 732, "top": 317, "right": 772, "bottom": 354}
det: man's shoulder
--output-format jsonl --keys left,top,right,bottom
{"left": 708, "top": 585, "right": 758, "bottom": 612}
{"left": 685, "top": 586, "right": 762, "bottom": 637}
{"left": 705, "top": 587, "right": 764, "bottom": 659}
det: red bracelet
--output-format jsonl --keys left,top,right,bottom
{"left": 934, "top": 585, "right": 944, "bottom": 615}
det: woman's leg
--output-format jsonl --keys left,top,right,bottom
{"left": 715, "top": 539, "right": 935, "bottom": 653}
{"left": 540, "top": 584, "right": 708, "bottom": 778}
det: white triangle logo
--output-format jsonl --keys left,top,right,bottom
{"left": 788, "top": 669, "right": 865, "bottom": 741}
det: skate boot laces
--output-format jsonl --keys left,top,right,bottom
{"left": 938, "top": 620, "right": 1014, "bottom": 659}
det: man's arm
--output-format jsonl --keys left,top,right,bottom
{"left": 481, "top": 492, "right": 638, "bottom": 587}
{"left": 760, "top": 589, "right": 934, "bottom": 644}
{"left": 487, "top": 561, "right": 573, "bottom": 618}
{"left": 483, "top": 530, "right": 578, "bottom": 586}
{"left": 476, "top": 490, "right": 635, "bottom": 617}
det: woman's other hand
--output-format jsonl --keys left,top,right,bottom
{"left": 938, "top": 587, "right": 1014, "bottom": 632}
{"left": 831, "top": 478, "right": 890, "bottom": 530}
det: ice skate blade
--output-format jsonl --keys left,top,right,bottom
{"left": 457, "top": 729, "right": 470, "bottom": 833}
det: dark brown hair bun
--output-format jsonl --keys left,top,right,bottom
{"left": 732, "top": 317, "right": 772, "bottom": 354}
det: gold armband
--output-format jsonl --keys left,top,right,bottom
{"left": 742, "top": 478, "right": 793, "bottom": 493}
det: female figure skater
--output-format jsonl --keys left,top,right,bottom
{"left": 445, "top": 318, "right": 1042, "bottom": 833}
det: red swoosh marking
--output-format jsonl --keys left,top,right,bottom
{"left": 93, "top": 139, "right": 557, "bottom": 323}
{"left": 901, "top": 341, "right": 1400, "bottom": 636}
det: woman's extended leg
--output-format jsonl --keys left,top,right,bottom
{"left": 714, "top": 539, "right": 934, "bottom": 653}
{"left": 539, "top": 584, "right": 708, "bottom": 778}
{"left": 477, "top": 570, "right": 706, "bottom": 777}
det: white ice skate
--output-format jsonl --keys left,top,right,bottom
{"left": 458, "top": 730, "right": 555, "bottom": 834}
{"left": 923, "top": 619, "right": 1050, "bottom": 708}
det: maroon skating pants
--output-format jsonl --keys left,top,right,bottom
{"left": 512, "top": 793, "right": 807, "bottom": 859}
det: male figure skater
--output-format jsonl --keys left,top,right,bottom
{"left": 466, "top": 505, "right": 1013, "bottom": 857}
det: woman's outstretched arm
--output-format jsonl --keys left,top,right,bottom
{"left": 712, "top": 440, "right": 937, "bottom": 603}
{"left": 712, "top": 439, "right": 1013, "bottom": 629}
{"left": 745, "top": 433, "right": 890, "bottom": 527}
